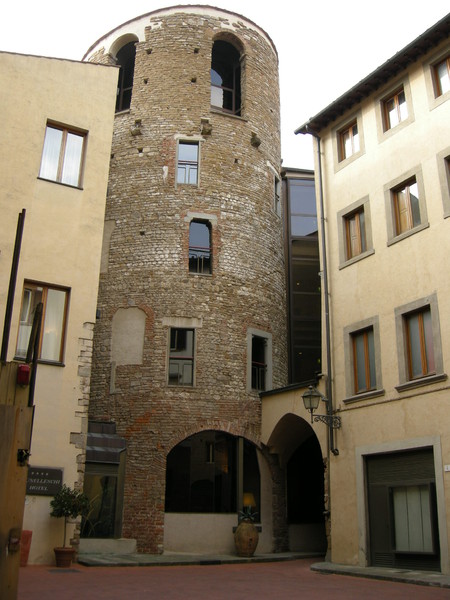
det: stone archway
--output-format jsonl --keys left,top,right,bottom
{"left": 267, "top": 413, "right": 327, "bottom": 553}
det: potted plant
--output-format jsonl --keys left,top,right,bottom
{"left": 234, "top": 503, "right": 259, "bottom": 558}
{"left": 50, "top": 484, "right": 89, "bottom": 567}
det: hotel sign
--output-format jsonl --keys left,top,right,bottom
{"left": 26, "top": 467, "right": 63, "bottom": 496}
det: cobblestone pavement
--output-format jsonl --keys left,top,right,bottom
{"left": 18, "top": 559, "right": 450, "bottom": 599}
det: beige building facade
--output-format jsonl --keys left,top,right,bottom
{"left": 0, "top": 51, "right": 117, "bottom": 564}
{"left": 264, "top": 14, "right": 450, "bottom": 573}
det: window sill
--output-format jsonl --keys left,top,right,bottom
{"left": 395, "top": 372, "right": 447, "bottom": 393}
{"left": 37, "top": 176, "right": 83, "bottom": 191}
{"left": 14, "top": 356, "right": 65, "bottom": 367}
{"left": 343, "top": 389, "right": 385, "bottom": 404}
{"left": 114, "top": 109, "right": 131, "bottom": 116}
{"left": 387, "top": 222, "right": 429, "bottom": 246}
{"left": 339, "top": 248, "right": 375, "bottom": 269}
{"left": 335, "top": 149, "right": 364, "bottom": 172}
{"left": 189, "top": 272, "right": 212, "bottom": 277}
{"left": 210, "top": 107, "right": 248, "bottom": 122}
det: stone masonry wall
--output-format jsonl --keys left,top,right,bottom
{"left": 87, "top": 7, "right": 287, "bottom": 553}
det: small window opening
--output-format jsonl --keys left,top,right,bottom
{"left": 251, "top": 336, "right": 267, "bottom": 391}
{"left": 189, "top": 220, "right": 212, "bottom": 274}
{"left": 211, "top": 40, "right": 241, "bottom": 116}
{"left": 177, "top": 142, "right": 199, "bottom": 184}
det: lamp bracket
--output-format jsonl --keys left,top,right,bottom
{"left": 313, "top": 414, "right": 342, "bottom": 429}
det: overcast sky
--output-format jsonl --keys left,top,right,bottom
{"left": 2, "top": 1, "right": 448, "bottom": 168}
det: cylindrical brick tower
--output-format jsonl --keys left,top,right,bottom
{"left": 84, "top": 5, "right": 287, "bottom": 554}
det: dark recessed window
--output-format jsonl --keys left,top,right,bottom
{"left": 115, "top": 42, "right": 136, "bottom": 112}
{"left": 211, "top": 40, "right": 241, "bottom": 116}
{"left": 189, "top": 220, "right": 211, "bottom": 274}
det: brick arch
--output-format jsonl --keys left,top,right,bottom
{"left": 109, "top": 33, "right": 140, "bottom": 59}
{"left": 165, "top": 419, "right": 261, "bottom": 458}
{"left": 211, "top": 31, "right": 245, "bottom": 55}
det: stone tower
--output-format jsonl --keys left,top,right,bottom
{"left": 84, "top": 5, "right": 287, "bottom": 554}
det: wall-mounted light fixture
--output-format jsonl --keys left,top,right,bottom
{"left": 302, "top": 385, "right": 341, "bottom": 430}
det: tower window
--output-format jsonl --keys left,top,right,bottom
{"left": 189, "top": 220, "right": 212, "bottom": 274}
{"left": 211, "top": 40, "right": 241, "bottom": 116}
{"left": 115, "top": 42, "right": 136, "bottom": 112}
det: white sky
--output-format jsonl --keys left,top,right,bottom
{"left": 2, "top": 1, "right": 448, "bottom": 169}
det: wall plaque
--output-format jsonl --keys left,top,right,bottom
{"left": 26, "top": 467, "right": 63, "bottom": 496}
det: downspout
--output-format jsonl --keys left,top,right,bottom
{"left": 297, "top": 127, "right": 338, "bottom": 456}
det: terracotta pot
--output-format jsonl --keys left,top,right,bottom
{"left": 20, "top": 530, "right": 33, "bottom": 567}
{"left": 234, "top": 520, "right": 259, "bottom": 557}
{"left": 54, "top": 547, "right": 75, "bottom": 568}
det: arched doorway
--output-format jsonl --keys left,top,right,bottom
{"left": 267, "top": 414, "right": 327, "bottom": 552}
{"left": 164, "top": 430, "right": 271, "bottom": 554}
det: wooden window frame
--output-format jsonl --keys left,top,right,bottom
{"left": 433, "top": 55, "right": 450, "bottom": 98}
{"left": 168, "top": 327, "right": 195, "bottom": 386}
{"left": 393, "top": 178, "right": 420, "bottom": 235}
{"left": 351, "top": 327, "right": 375, "bottom": 394}
{"left": 338, "top": 120, "right": 359, "bottom": 161}
{"left": 404, "top": 307, "right": 435, "bottom": 381}
{"left": 39, "top": 123, "right": 87, "bottom": 188}
{"left": 15, "top": 281, "right": 69, "bottom": 364}
{"left": 382, "top": 87, "right": 407, "bottom": 131}
{"left": 345, "top": 208, "right": 366, "bottom": 259}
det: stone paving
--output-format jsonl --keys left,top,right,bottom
{"left": 18, "top": 556, "right": 450, "bottom": 599}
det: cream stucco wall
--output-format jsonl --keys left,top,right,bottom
{"left": 310, "top": 37, "right": 450, "bottom": 572}
{"left": 0, "top": 52, "right": 117, "bottom": 563}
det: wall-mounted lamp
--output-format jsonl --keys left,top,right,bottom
{"left": 302, "top": 385, "right": 341, "bottom": 429}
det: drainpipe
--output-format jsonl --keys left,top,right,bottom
{"left": 1, "top": 209, "right": 26, "bottom": 362}
{"left": 297, "top": 127, "right": 338, "bottom": 456}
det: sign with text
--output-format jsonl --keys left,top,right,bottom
{"left": 26, "top": 467, "right": 63, "bottom": 496}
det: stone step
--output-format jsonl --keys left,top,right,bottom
{"left": 79, "top": 538, "right": 137, "bottom": 555}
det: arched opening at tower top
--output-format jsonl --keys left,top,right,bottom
{"left": 115, "top": 41, "right": 136, "bottom": 112}
{"left": 211, "top": 40, "right": 242, "bottom": 116}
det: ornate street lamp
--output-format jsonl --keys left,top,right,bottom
{"left": 302, "top": 385, "right": 342, "bottom": 429}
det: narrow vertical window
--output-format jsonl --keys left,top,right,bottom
{"left": 168, "top": 328, "right": 195, "bottom": 386}
{"left": 345, "top": 208, "right": 366, "bottom": 259}
{"left": 115, "top": 41, "right": 136, "bottom": 112}
{"left": 339, "top": 121, "right": 359, "bottom": 161}
{"left": 39, "top": 124, "right": 86, "bottom": 187}
{"left": 274, "top": 176, "right": 281, "bottom": 217}
{"left": 16, "top": 282, "right": 69, "bottom": 363}
{"left": 177, "top": 142, "right": 199, "bottom": 185}
{"left": 251, "top": 336, "right": 267, "bottom": 391}
{"left": 211, "top": 40, "right": 242, "bottom": 116}
{"left": 189, "top": 220, "right": 211, "bottom": 274}
{"left": 405, "top": 308, "right": 435, "bottom": 380}
{"left": 351, "top": 328, "right": 376, "bottom": 393}
{"left": 433, "top": 56, "right": 450, "bottom": 97}
{"left": 393, "top": 178, "right": 421, "bottom": 235}
{"left": 383, "top": 87, "right": 408, "bottom": 130}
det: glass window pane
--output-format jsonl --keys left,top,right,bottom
{"left": 423, "top": 309, "right": 435, "bottom": 373}
{"left": 409, "top": 182, "right": 421, "bottom": 227}
{"left": 178, "top": 143, "right": 198, "bottom": 162}
{"left": 41, "top": 288, "right": 66, "bottom": 361}
{"left": 436, "top": 60, "right": 450, "bottom": 95}
{"left": 40, "top": 127, "right": 62, "bottom": 181}
{"left": 61, "top": 132, "right": 83, "bottom": 186}
{"left": 407, "top": 313, "right": 422, "bottom": 378}
{"left": 289, "top": 181, "right": 316, "bottom": 216}
{"left": 291, "top": 216, "right": 318, "bottom": 237}
{"left": 354, "top": 333, "right": 366, "bottom": 391}
{"left": 367, "top": 328, "right": 376, "bottom": 389}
